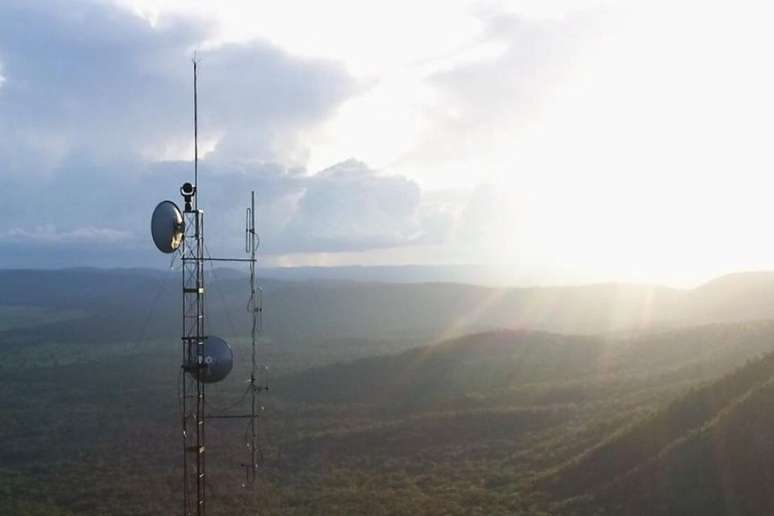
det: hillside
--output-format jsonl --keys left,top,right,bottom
{"left": 7, "top": 269, "right": 774, "bottom": 514}
{"left": 545, "top": 348, "right": 774, "bottom": 515}
{"left": 274, "top": 322, "right": 774, "bottom": 409}
{"left": 3, "top": 319, "right": 774, "bottom": 515}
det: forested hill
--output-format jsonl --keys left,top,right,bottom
{"left": 6, "top": 269, "right": 774, "bottom": 344}
{"left": 273, "top": 330, "right": 603, "bottom": 406}
{"left": 274, "top": 322, "right": 774, "bottom": 410}
{"left": 544, "top": 348, "right": 774, "bottom": 515}
{"left": 265, "top": 321, "right": 774, "bottom": 515}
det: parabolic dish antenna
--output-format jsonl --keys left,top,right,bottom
{"left": 192, "top": 336, "right": 234, "bottom": 384}
{"left": 151, "top": 200, "right": 184, "bottom": 253}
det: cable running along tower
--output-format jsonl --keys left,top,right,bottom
{"left": 151, "top": 58, "right": 265, "bottom": 516}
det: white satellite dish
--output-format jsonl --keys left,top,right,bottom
{"left": 151, "top": 200, "right": 184, "bottom": 253}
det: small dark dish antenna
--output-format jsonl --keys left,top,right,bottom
{"left": 190, "top": 336, "right": 234, "bottom": 384}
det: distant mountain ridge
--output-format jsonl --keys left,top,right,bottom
{"left": 4, "top": 269, "right": 774, "bottom": 345}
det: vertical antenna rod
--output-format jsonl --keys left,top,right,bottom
{"left": 242, "top": 192, "right": 259, "bottom": 483}
{"left": 248, "top": 190, "right": 260, "bottom": 483}
{"left": 193, "top": 55, "right": 198, "bottom": 210}
{"left": 249, "top": 192, "right": 256, "bottom": 480}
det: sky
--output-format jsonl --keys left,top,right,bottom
{"left": 2, "top": 0, "right": 774, "bottom": 286}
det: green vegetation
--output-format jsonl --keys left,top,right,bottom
{"left": 0, "top": 306, "right": 84, "bottom": 332}
{"left": 5, "top": 269, "right": 774, "bottom": 514}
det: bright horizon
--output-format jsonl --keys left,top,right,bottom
{"left": 2, "top": 0, "right": 774, "bottom": 287}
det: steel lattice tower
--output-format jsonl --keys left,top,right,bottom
{"left": 181, "top": 200, "right": 206, "bottom": 515}
{"left": 152, "top": 57, "right": 264, "bottom": 516}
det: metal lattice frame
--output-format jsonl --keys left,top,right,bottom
{"left": 246, "top": 192, "right": 262, "bottom": 484}
{"left": 181, "top": 206, "right": 206, "bottom": 516}
{"left": 172, "top": 56, "right": 264, "bottom": 516}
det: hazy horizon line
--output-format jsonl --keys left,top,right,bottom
{"left": 1, "top": 264, "right": 772, "bottom": 290}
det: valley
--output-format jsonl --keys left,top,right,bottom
{"left": 4, "top": 269, "right": 774, "bottom": 514}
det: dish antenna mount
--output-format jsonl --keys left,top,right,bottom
{"left": 150, "top": 57, "right": 265, "bottom": 516}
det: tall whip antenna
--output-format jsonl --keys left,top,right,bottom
{"left": 193, "top": 54, "right": 198, "bottom": 209}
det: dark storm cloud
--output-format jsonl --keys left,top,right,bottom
{"left": 0, "top": 0, "right": 445, "bottom": 266}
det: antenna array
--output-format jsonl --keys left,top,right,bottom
{"left": 151, "top": 58, "right": 265, "bottom": 516}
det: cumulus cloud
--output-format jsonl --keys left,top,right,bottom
{"left": 0, "top": 152, "right": 450, "bottom": 265}
{"left": 0, "top": 0, "right": 453, "bottom": 266}
{"left": 275, "top": 159, "right": 448, "bottom": 252}
{"left": 0, "top": 0, "right": 357, "bottom": 171}
{"left": 199, "top": 44, "right": 358, "bottom": 165}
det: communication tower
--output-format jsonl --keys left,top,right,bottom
{"left": 151, "top": 58, "right": 265, "bottom": 516}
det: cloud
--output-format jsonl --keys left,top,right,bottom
{"left": 274, "top": 159, "right": 449, "bottom": 253}
{"left": 395, "top": 9, "right": 601, "bottom": 178}
{"left": 0, "top": 0, "right": 451, "bottom": 266}
{"left": 0, "top": 0, "right": 582, "bottom": 271}
{"left": 430, "top": 12, "right": 589, "bottom": 113}
{"left": 0, "top": 151, "right": 450, "bottom": 266}
{"left": 0, "top": 0, "right": 358, "bottom": 171}
{"left": 0, "top": 225, "right": 133, "bottom": 245}
{"left": 199, "top": 44, "right": 358, "bottom": 164}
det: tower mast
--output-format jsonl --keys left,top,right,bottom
{"left": 152, "top": 56, "right": 265, "bottom": 516}
{"left": 180, "top": 56, "right": 207, "bottom": 516}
